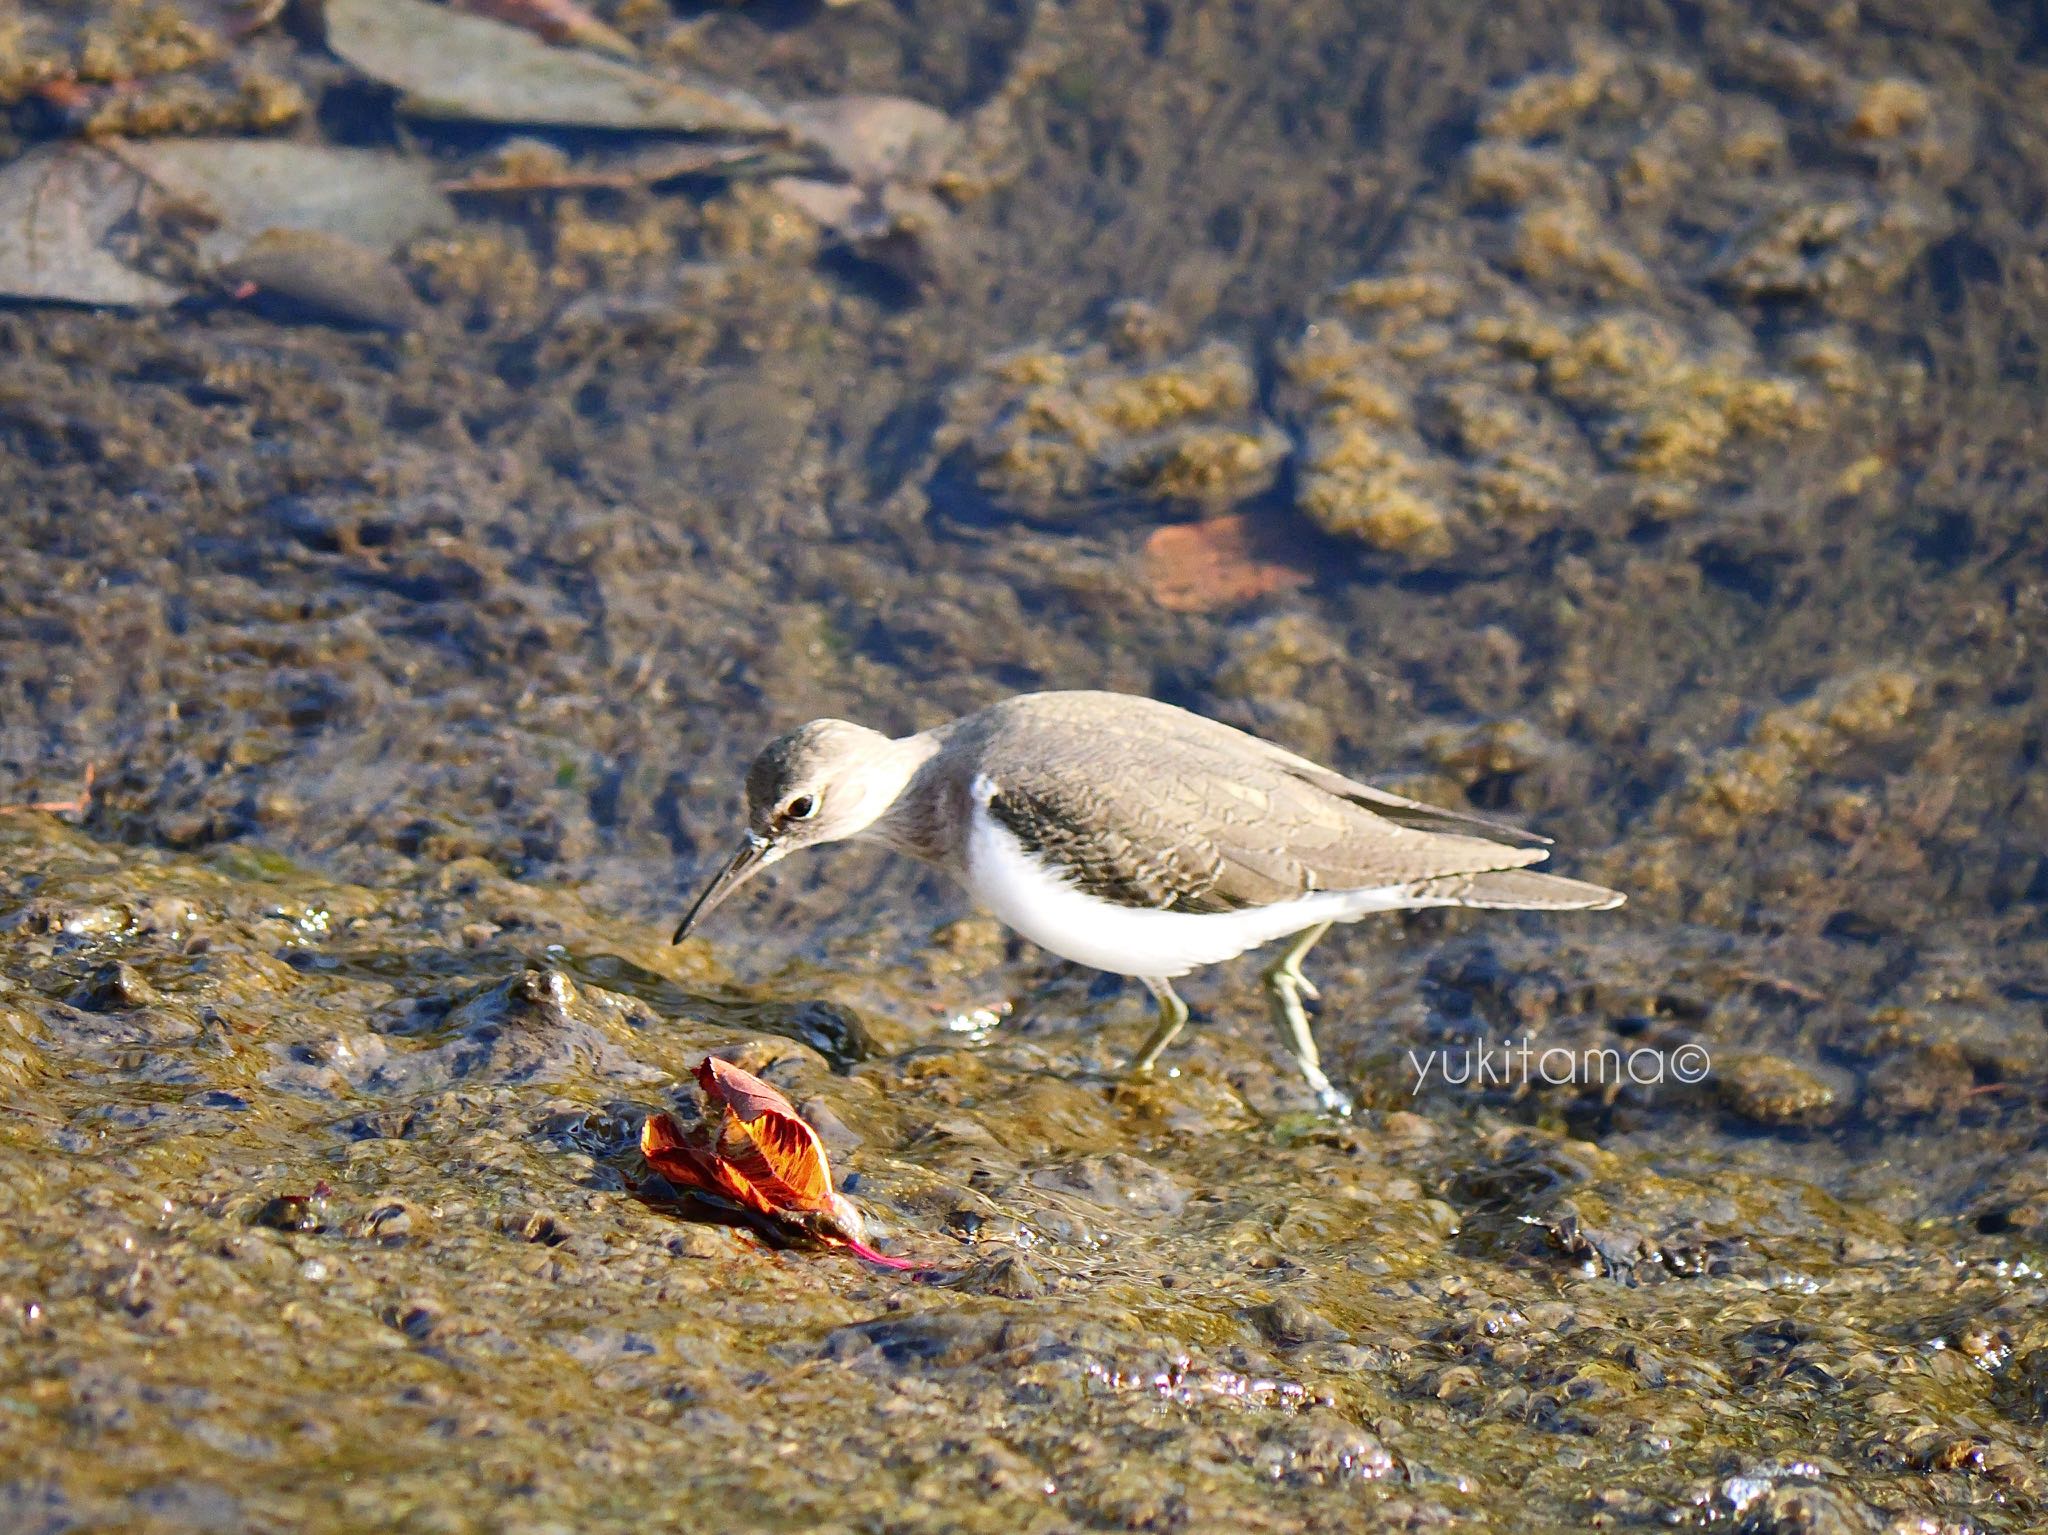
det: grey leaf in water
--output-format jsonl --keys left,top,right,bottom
{"left": 0, "top": 146, "right": 183, "bottom": 310}
{"left": 222, "top": 229, "right": 426, "bottom": 331}
{"left": 324, "top": 0, "right": 785, "bottom": 135}
{"left": 778, "top": 94, "right": 961, "bottom": 186}
{"left": 119, "top": 138, "right": 454, "bottom": 266}
{"left": 0, "top": 139, "right": 451, "bottom": 321}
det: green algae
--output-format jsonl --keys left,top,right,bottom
{"left": 4, "top": 800, "right": 2046, "bottom": 1531}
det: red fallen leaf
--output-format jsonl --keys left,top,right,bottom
{"left": 1142, "top": 514, "right": 1312, "bottom": 613}
{"left": 640, "top": 1057, "right": 916, "bottom": 1270}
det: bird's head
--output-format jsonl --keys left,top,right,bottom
{"left": 671, "top": 719, "right": 901, "bottom": 943}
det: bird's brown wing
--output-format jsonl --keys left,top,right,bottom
{"left": 975, "top": 700, "right": 1547, "bottom": 914}
{"left": 1260, "top": 757, "right": 1550, "bottom": 846}
{"left": 1080, "top": 694, "right": 1550, "bottom": 846}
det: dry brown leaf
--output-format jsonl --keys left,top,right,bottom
{"left": 640, "top": 1057, "right": 915, "bottom": 1269}
{"left": 1142, "top": 514, "right": 1312, "bottom": 612}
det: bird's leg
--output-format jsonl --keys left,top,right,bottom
{"left": 1262, "top": 922, "right": 1352, "bottom": 1116}
{"left": 1126, "top": 976, "right": 1189, "bottom": 1077}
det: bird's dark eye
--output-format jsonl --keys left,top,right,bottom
{"left": 786, "top": 794, "right": 817, "bottom": 820}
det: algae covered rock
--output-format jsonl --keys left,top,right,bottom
{"left": 1716, "top": 1053, "right": 1849, "bottom": 1129}
{"left": 1668, "top": 667, "right": 1922, "bottom": 843}
{"left": 1279, "top": 40, "right": 1963, "bottom": 568}
{"left": 1280, "top": 265, "right": 1818, "bottom": 570}
{"left": 937, "top": 326, "right": 1289, "bottom": 519}
{"left": 0, "top": 1, "right": 306, "bottom": 138}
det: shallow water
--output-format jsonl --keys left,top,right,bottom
{"left": 3, "top": 0, "right": 2047, "bottom": 1530}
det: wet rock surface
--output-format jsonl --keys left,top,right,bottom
{"left": 1276, "top": 36, "right": 1959, "bottom": 568}
{"left": 938, "top": 330, "right": 1292, "bottom": 517}
{"left": 2, "top": 0, "right": 2047, "bottom": 1530}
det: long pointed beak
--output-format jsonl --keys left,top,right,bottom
{"left": 672, "top": 833, "right": 776, "bottom": 944}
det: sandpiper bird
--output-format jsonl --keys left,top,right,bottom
{"left": 673, "top": 691, "right": 1622, "bottom": 1114}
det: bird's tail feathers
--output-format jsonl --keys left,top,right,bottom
{"left": 1409, "top": 868, "right": 1624, "bottom": 911}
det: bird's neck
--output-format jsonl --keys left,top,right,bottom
{"left": 849, "top": 727, "right": 955, "bottom": 862}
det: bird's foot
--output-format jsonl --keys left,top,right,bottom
{"left": 1263, "top": 968, "right": 1347, "bottom": 1117}
{"left": 1127, "top": 977, "right": 1189, "bottom": 1079}
{"left": 1314, "top": 1081, "right": 1354, "bottom": 1118}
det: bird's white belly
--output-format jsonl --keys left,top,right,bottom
{"left": 961, "top": 801, "right": 1417, "bottom": 979}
